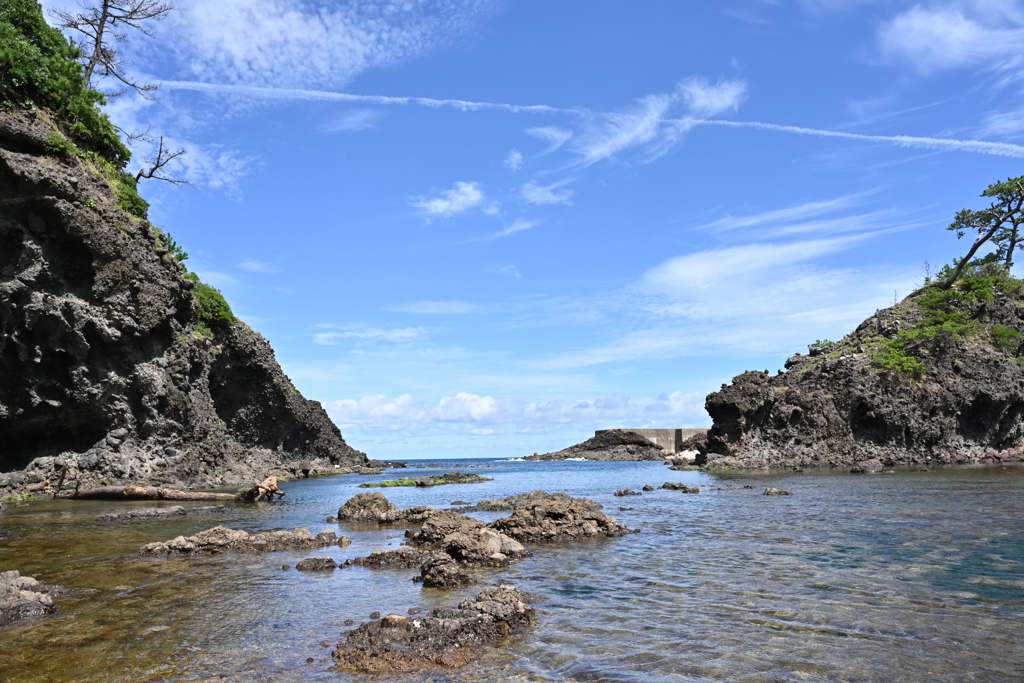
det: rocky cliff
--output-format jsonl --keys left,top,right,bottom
{"left": 0, "top": 108, "right": 366, "bottom": 495}
{"left": 699, "top": 273, "right": 1024, "bottom": 469}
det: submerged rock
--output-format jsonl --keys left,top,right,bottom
{"left": 454, "top": 490, "right": 603, "bottom": 513}
{"left": 763, "top": 488, "right": 793, "bottom": 496}
{"left": 614, "top": 487, "right": 641, "bottom": 496}
{"left": 850, "top": 459, "right": 884, "bottom": 474}
{"left": 0, "top": 571, "right": 64, "bottom": 628}
{"left": 138, "top": 526, "right": 344, "bottom": 556}
{"left": 331, "top": 585, "right": 533, "bottom": 675}
{"left": 358, "top": 471, "right": 493, "bottom": 488}
{"left": 96, "top": 504, "right": 235, "bottom": 523}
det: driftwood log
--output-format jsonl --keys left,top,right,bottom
{"left": 61, "top": 486, "right": 238, "bottom": 501}
{"left": 237, "top": 476, "right": 286, "bottom": 502}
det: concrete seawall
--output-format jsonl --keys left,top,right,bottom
{"left": 594, "top": 428, "right": 708, "bottom": 454}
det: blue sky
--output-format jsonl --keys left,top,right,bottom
{"left": 44, "top": 0, "right": 1024, "bottom": 459}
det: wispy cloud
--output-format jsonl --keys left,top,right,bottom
{"left": 486, "top": 263, "right": 522, "bottom": 278}
{"left": 522, "top": 180, "right": 574, "bottom": 206}
{"left": 325, "top": 391, "right": 709, "bottom": 435}
{"left": 389, "top": 301, "right": 482, "bottom": 314}
{"left": 702, "top": 193, "right": 870, "bottom": 230}
{"left": 238, "top": 259, "right": 280, "bottom": 273}
{"left": 412, "top": 181, "right": 484, "bottom": 218}
{"left": 326, "top": 108, "right": 380, "bottom": 132}
{"left": 877, "top": 4, "right": 1024, "bottom": 75}
{"left": 504, "top": 149, "right": 523, "bottom": 171}
{"left": 487, "top": 219, "right": 539, "bottom": 239}
{"left": 526, "top": 126, "right": 574, "bottom": 153}
{"left": 313, "top": 324, "right": 428, "bottom": 345}
{"left": 163, "top": 0, "right": 497, "bottom": 89}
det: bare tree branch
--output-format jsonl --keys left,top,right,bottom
{"left": 135, "top": 136, "right": 195, "bottom": 188}
{"left": 50, "top": 0, "right": 174, "bottom": 100}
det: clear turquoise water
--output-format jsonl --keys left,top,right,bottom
{"left": 1, "top": 460, "right": 1022, "bottom": 682}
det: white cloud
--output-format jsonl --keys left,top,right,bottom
{"left": 678, "top": 77, "right": 748, "bottom": 119}
{"left": 326, "top": 108, "right": 380, "bottom": 132}
{"left": 504, "top": 149, "right": 523, "bottom": 171}
{"left": 389, "top": 301, "right": 482, "bottom": 314}
{"left": 487, "top": 219, "right": 539, "bottom": 239}
{"left": 163, "top": 0, "right": 496, "bottom": 89}
{"left": 702, "top": 193, "right": 870, "bottom": 231}
{"left": 980, "top": 106, "right": 1024, "bottom": 138}
{"left": 877, "top": 4, "right": 1024, "bottom": 75}
{"left": 313, "top": 325, "right": 428, "bottom": 345}
{"left": 526, "top": 126, "right": 574, "bottom": 153}
{"left": 521, "top": 180, "right": 574, "bottom": 205}
{"left": 486, "top": 263, "right": 522, "bottom": 278}
{"left": 325, "top": 391, "right": 709, "bottom": 435}
{"left": 483, "top": 201, "right": 501, "bottom": 215}
{"left": 238, "top": 259, "right": 280, "bottom": 273}
{"left": 412, "top": 181, "right": 484, "bottom": 218}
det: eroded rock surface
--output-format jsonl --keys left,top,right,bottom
{"left": 662, "top": 483, "right": 699, "bottom": 493}
{"left": 0, "top": 109, "right": 366, "bottom": 497}
{"left": 524, "top": 429, "right": 665, "bottom": 461}
{"left": 0, "top": 570, "right": 63, "bottom": 628}
{"left": 138, "top": 525, "right": 344, "bottom": 556}
{"left": 454, "top": 490, "right": 603, "bottom": 513}
{"left": 331, "top": 585, "right": 533, "bottom": 675}
{"left": 489, "top": 498, "right": 636, "bottom": 543}
{"left": 96, "top": 504, "right": 234, "bottom": 523}
{"left": 700, "top": 282, "right": 1024, "bottom": 470}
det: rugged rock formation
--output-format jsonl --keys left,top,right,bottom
{"left": 0, "top": 109, "right": 366, "bottom": 496}
{"left": 454, "top": 490, "right": 603, "bottom": 513}
{"left": 357, "top": 471, "right": 492, "bottom": 488}
{"left": 0, "top": 570, "right": 64, "bottom": 628}
{"left": 331, "top": 585, "right": 534, "bottom": 675}
{"left": 524, "top": 429, "right": 665, "bottom": 461}
{"left": 138, "top": 525, "right": 344, "bottom": 556}
{"left": 700, "top": 278, "right": 1024, "bottom": 469}
{"left": 489, "top": 497, "right": 636, "bottom": 543}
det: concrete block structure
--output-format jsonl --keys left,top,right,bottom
{"left": 595, "top": 428, "right": 708, "bottom": 454}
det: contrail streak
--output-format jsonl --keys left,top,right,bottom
{"left": 160, "top": 80, "right": 1024, "bottom": 158}
{"left": 160, "top": 80, "right": 586, "bottom": 115}
{"left": 694, "top": 119, "right": 1024, "bottom": 158}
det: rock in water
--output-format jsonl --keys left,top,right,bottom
{"left": 524, "top": 429, "right": 665, "bottom": 461}
{"left": 0, "top": 109, "right": 366, "bottom": 496}
{"left": 0, "top": 571, "right": 64, "bottom": 628}
{"left": 699, "top": 280, "right": 1024, "bottom": 470}
{"left": 295, "top": 556, "right": 338, "bottom": 572}
{"left": 331, "top": 585, "right": 533, "bottom": 674}
{"left": 138, "top": 526, "right": 342, "bottom": 556}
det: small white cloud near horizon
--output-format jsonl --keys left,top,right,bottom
{"left": 412, "top": 181, "right": 485, "bottom": 218}
{"left": 504, "top": 149, "right": 523, "bottom": 171}
{"left": 325, "top": 390, "right": 709, "bottom": 435}
{"left": 522, "top": 180, "right": 574, "bottom": 206}
{"left": 389, "top": 301, "right": 483, "bottom": 314}
{"left": 313, "top": 324, "right": 428, "bottom": 345}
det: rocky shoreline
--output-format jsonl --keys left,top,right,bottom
{"left": 525, "top": 429, "right": 667, "bottom": 461}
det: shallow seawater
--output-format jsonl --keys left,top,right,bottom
{"left": 1, "top": 460, "right": 1022, "bottom": 682}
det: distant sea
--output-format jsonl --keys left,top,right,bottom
{"left": 1, "top": 458, "right": 1021, "bottom": 682}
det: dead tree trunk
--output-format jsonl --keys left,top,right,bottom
{"left": 237, "top": 476, "right": 286, "bottom": 502}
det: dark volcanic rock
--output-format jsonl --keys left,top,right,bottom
{"left": 613, "top": 487, "right": 641, "bottom": 496}
{"left": 96, "top": 504, "right": 234, "bottom": 523}
{"left": 524, "top": 429, "right": 665, "bottom": 461}
{"left": 348, "top": 546, "right": 444, "bottom": 570}
{"left": 419, "top": 554, "right": 475, "bottom": 588}
{"left": 336, "top": 492, "right": 401, "bottom": 523}
{"left": 296, "top": 556, "right": 338, "bottom": 572}
{"left": 489, "top": 498, "right": 637, "bottom": 543}
{"left": 763, "top": 488, "right": 792, "bottom": 496}
{"left": 661, "top": 482, "right": 699, "bottom": 493}
{"left": 0, "top": 570, "right": 64, "bottom": 628}
{"left": 700, "top": 282, "right": 1024, "bottom": 470}
{"left": 138, "top": 525, "right": 343, "bottom": 556}
{"left": 454, "top": 490, "right": 603, "bottom": 513}
{"left": 0, "top": 109, "right": 366, "bottom": 497}
{"left": 331, "top": 585, "right": 533, "bottom": 675}
{"left": 358, "top": 471, "right": 493, "bottom": 488}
